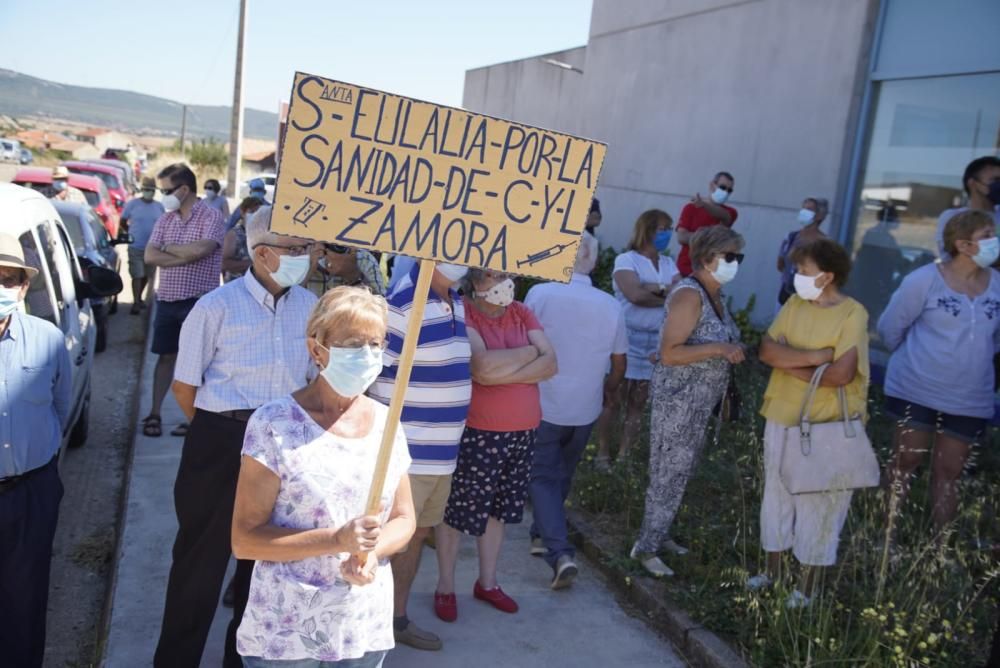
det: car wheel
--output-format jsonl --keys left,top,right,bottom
{"left": 69, "top": 386, "right": 90, "bottom": 448}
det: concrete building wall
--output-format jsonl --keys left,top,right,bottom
{"left": 463, "top": 0, "right": 878, "bottom": 320}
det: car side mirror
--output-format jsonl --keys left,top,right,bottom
{"left": 80, "top": 265, "right": 123, "bottom": 298}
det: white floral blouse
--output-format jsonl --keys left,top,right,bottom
{"left": 236, "top": 395, "right": 411, "bottom": 662}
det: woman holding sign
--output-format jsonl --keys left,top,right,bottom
{"left": 231, "top": 287, "right": 415, "bottom": 667}
{"left": 433, "top": 269, "right": 557, "bottom": 620}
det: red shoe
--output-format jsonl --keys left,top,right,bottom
{"left": 473, "top": 580, "right": 518, "bottom": 614}
{"left": 434, "top": 591, "right": 457, "bottom": 622}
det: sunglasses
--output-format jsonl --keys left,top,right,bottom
{"left": 159, "top": 184, "right": 183, "bottom": 196}
{"left": 719, "top": 252, "right": 745, "bottom": 264}
{"left": 324, "top": 244, "right": 351, "bottom": 255}
{"left": 716, "top": 184, "right": 734, "bottom": 193}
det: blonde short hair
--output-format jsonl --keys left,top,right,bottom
{"left": 690, "top": 225, "right": 745, "bottom": 270}
{"left": 943, "top": 209, "right": 996, "bottom": 257}
{"left": 306, "top": 286, "right": 388, "bottom": 346}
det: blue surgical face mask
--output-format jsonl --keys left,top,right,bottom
{"left": 797, "top": 209, "right": 816, "bottom": 226}
{"left": 0, "top": 286, "right": 21, "bottom": 318}
{"left": 654, "top": 230, "right": 672, "bottom": 252}
{"left": 268, "top": 250, "right": 311, "bottom": 287}
{"left": 972, "top": 236, "right": 1000, "bottom": 268}
{"left": 318, "top": 344, "right": 384, "bottom": 398}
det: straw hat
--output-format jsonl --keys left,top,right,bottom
{"left": 0, "top": 234, "right": 38, "bottom": 280}
{"left": 52, "top": 165, "right": 70, "bottom": 180}
{"left": 141, "top": 176, "right": 156, "bottom": 190}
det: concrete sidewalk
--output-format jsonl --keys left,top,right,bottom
{"left": 103, "top": 315, "right": 683, "bottom": 668}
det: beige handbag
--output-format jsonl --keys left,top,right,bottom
{"left": 779, "top": 364, "right": 880, "bottom": 494}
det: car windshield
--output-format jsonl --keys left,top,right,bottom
{"left": 82, "top": 190, "right": 100, "bottom": 206}
{"left": 71, "top": 168, "right": 120, "bottom": 192}
{"left": 57, "top": 211, "right": 86, "bottom": 251}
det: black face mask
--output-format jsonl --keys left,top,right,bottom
{"left": 988, "top": 180, "right": 1000, "bottom": 206}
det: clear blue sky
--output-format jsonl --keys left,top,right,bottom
{"left": 0, "top": 0, "right": 592, "bottom": 112}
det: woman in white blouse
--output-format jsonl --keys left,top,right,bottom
{"left": 595, "top": 209, "right": 679, "bottom": 467}
{"left": 231, "top": 286, "right": 415, "bottom": 668}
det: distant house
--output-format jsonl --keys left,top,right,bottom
{"left": 14, "top": 130, "right": 100, "bottom": 159}
{"left": 243, "top": 149, "right": 276, "bottom": 173}
{"left": 74, "top": 128, "right": 134, "bottom": 153}
{"left": 49, "top": 139, "right": 101, "bottom": 160}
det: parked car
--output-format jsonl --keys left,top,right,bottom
{"left": 19, "top": 148, "right": 33, "bottom": 164}
{"left": 53, "top": 200, "right": 124, "bottom": 352}
{"left": 239, "top": 173, "right": 276, "bottom": 200}
{"left": 0, "top": 184, "right": 122, "bottom": 448}
{"left": 88, "top": 158, "right": 138, "bottom": 195}
{"left": 62, "top": 160, "right": 129, "bottom": 213}
{"left": 0, "top": 139, "right": 18, "bottom": 162}
{"left": 12, "top": 167, "right": 121, "bottom": 239}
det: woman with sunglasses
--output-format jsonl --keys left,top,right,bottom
{"left": 630, "top": 226, "right": 745, "bottom": 577}
{"left": 753, "top": 238, "right": 868, "bottom": 608}
{"left": 308, "top": 244, "right": 387, "bottom": 296}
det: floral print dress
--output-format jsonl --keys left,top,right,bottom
{"left": 633, "top": 277, "right": 740, "bottom": 554}
{"left": 236, "top": 396, "right": 411, "bottom": 662}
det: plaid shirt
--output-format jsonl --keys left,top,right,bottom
{"left": 149, "top": 200, "right": 226, "bottom": 302}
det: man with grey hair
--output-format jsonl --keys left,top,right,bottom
{"left": 776, "top": 196, "right": 829, "bottom": 307}
{"left": 524, "top": 232, "right": 628, "bottom": 588}
{"left": 155, "top": 206, "right": 318, "bottom": 668}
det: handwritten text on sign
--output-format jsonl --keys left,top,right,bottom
{"left": 270, "top": 73, "right": 607, "bottom": 281}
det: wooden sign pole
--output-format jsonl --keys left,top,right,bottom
{"left": 360, "top": 258, "right": 437, "bottom": 532}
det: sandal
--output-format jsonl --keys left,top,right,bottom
{"left": 170, "top": 422, "right": 189, "bottom": 437}
{"left": 142, "top": 415, "right": 162, "bottom": 437}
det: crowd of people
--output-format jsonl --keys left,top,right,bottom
{"left": 3, "top": 154, "right": 999, "bottom": 667}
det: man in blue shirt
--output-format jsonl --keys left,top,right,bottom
{"left": 121, "top": 176, "right": 165, "bottom": 314}
{"left": 0, "top": 234, "right": 72, "bottom": 668}
{"left": 225, "top": 178, "right": 269, "bottom": 231}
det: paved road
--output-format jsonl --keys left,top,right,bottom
{"left": 103, "top": 317, "right": 683, "bottom": 667}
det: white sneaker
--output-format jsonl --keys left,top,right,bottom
{"left": 530, "top": 537, "right": 545, "bottom": 557}
{"left": 746, "top": 573, "right": 773, "bottom": 591}
{"left": 661, "top": 539, "right": 689, "bottom": 556}
{"left": 785, "top": 590, "right": 811, "bottom": 609}
{"left": 551, "top": 555, "right": 579, "bottom": 590}
{"left": 629, "top": 544, "right": 674, "bottom": 577}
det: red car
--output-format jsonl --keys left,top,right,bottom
{"left": 13, "top": 167, "right": 120, "bottom": 238}
{"left": 62, "top": 161, "right": 129, "bottom": 214}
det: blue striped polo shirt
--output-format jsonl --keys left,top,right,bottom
{"left": 369, "top": 266, "right": 472, "bottom": 475}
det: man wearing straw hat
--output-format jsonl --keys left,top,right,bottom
{"left": 49, "top": 165, "right": 88, "bottom": 205}
{"left": 0, "top": 234, "right": 72, "bottom": 668}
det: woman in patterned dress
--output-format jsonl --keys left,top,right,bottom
{"left": 881, "top": 209, "right": 1000, "bottom": 535}
{"left": 630, "top": 226, "right": 746, "bottom": 577}
{"left": 231, "top": 287, "right": 415, "bottom": 667}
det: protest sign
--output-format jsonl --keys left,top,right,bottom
{"left": 271, "top": 72, "right": 607, "bottom": 282}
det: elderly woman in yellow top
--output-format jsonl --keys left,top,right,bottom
{"left": 753, "top": 238, "right": 869, "bottom": 609}
{"left": 231, "top": 287, "right": 415, "bottom": 667}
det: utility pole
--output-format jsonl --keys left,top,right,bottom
{"left": 179, "top": 104, "right": 187, "bottom": 156}
{"left": 226, "top": 0, "right": 248, "bottom": 199}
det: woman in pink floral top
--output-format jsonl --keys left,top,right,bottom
{"left": 232, "top": 287, "right": 415, "bottom": 667}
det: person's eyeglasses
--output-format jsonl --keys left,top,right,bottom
{"left": 259, "top": 243, "right": 312, "bottom": 257}
{"left": 719, "top": 252, "right": 745, "bottom": 264}
{"left": 325, "top": 338, "right": 389, "bottom": 352}
{"left": 0, "top": 273, "right": 25, "bottom": 289}
{"left": 716, "top": 184, "right": 734, "bottom": 193}
{"left": 324, "top": 244, "right": 351, "bottom": 255}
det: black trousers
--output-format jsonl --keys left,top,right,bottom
{"left": 0, "top": 458, "right": 63, "bottom": 668}
{"left": 154, "top": 410, "right": 254, "bottom": 668}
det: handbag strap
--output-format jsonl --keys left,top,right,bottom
{"left": 798, "top": 364, "right": 856, "bottom": 454}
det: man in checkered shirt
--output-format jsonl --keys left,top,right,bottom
{"left": 143, "top": 163, "right": 226, "bottom": 438}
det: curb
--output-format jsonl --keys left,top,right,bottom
{"left": 566, "top": 509, "right": 749, "bottom": 668}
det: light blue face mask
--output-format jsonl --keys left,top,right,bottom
{"left": 972, "top": 236, "right": 1000, "bottom": 268}
{"left": 797, "top": 209, "right": 816, "bottom": 226}
{"left": 318, "top": 344, "right": 384, "bottom": 397}
{"left": 268, "top": 250, "right": 311, "bottom": 287}
{"left": 711, "top": 187, "right": 730, "bottom": 205}
{"left": 0, "top": 286, "right": 21, "bottom": 319}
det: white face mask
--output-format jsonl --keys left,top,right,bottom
{"left": 793, "top": 273, "right": 824, "bottom": 301}
{"left": 711, "top": 258, "right": 739, "bottom": 285}
{"left": 162, "top": 190, "right": 182, "bottom": 212}
{"left": 0, "top": 285, "right": 22, "bottom": 319}
{"left": 476, "top": 278, "right": 515, "bottom": 307}
{"left": 711, "top": 186, "right": 731, "bottom": 205}
{"left": 797, "top": 209, "right": 816, "bottom": 225}
{"left": 204, "top": 190, "right": 217, "bottom": 200}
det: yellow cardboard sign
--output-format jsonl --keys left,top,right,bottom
{"left": 270, "top": 72, "right": 607, "bottom": 282}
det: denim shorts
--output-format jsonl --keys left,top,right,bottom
{"left": 884, "top": 395, "right": 988, "bottom": 444}
{"left": 151, "top": 297, "right": 198, "bottom": 355}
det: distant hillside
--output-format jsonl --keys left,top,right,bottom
{"left": 0, "top": 68, "right": 279, "bottom": 140}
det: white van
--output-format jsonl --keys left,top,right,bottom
{"left": 0, "top": 184, "right": 122, "bottom": 448}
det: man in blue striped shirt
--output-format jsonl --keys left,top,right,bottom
{"left": 369, "top": 261, "right": 471, "bottom": 652}
{"left": 0, "top": 235, "right": 71, "bottom": 668}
